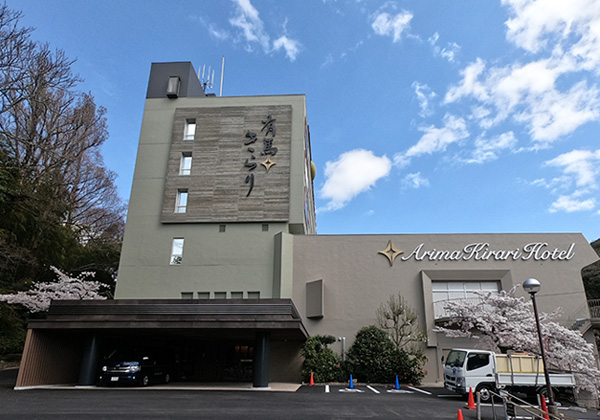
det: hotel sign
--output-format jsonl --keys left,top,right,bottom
{"left": 379, "top": 241, "right": 575, "bottom": 266}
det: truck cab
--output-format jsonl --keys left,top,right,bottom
{"left": 444, "top": 349, "right": 496, "bottom": 397}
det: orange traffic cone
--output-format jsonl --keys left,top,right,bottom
{"left": 466, "top": 387, "right": 476, "bottom": 410}
{"left": 309, "top": 371, "right": 315, "bottom": 386}
{"left": 457, "top": 408, "right": 464, "bottom": 420}
{"left": 540, "top": 397, "right": 550, "bottom": 420}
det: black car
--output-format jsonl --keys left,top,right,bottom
{"left": 98, "top": 349, "right": 172, "bottom": 387}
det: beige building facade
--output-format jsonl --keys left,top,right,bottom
{"left": 15, "top": 62, "right": 599, "bottom": 388}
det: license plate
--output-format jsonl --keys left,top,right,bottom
{"left": 111, "top": 377, "right": 119, "bottom": 382}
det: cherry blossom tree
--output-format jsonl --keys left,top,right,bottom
{"left": 0, "top": 266, "right": 107, "bottom": 313}
{"left": 435, "top": 286, "right": 600, "bottom": 393}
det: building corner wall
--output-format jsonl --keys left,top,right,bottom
{"left": 273, "top": 231, "right": 294, "bottom": 298}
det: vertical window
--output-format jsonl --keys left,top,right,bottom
{"left": 175, "top": 189, "right": 188, "bottom": 213}
{"left": 180, "top": 152, "right": 192, "bottom": 175}
{"left": 183, "top": 119, "right": 196, "bottom": 140}
{"left": 219, "top": 224, "right": 226, "bottom": 232}
{"left": 166, "top": 76, "right": 180, "bottom": 98}
{"left": 170, "top": 238, "right": 184, "bottom": 265}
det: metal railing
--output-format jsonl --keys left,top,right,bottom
{"left": 474, "top": 388, "right": 579, "bottom": 420}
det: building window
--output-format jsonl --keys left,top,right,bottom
{"left": 432, "top": 281, "right": 499, "bottom": 319}
{"left": 175, "top": 189, "right": 188, "bottom": 213}
{"left": 247, "top": 291, "right": 260, "bottom": 300}
{"left": 198, "top": 292, "right": 210, "bottom": 299}
{"left": 181, "top": 292, "right": 193, "bottom": 300}
{"left": 262, "top": 224, "right": 269, "bottom": 232}
{"left": 231, "top": 291, "right": 243, "bottom": 299}
{"left": 180, "top": 152, "right": 192, "bottom": 175}
{"left": 166, "top": 76, "right": 180, "bottom": 98}
{"left": 183, "top": 119, "right": 196, "bottom": 140}
{"left": 170, "top": 238, "right": 184, "bottom": 265}
{"left": 219, "top": 224, "right": 226, "bottom": 232}
{"left": 214, "top": 291, "right": 226, "bottom": 299}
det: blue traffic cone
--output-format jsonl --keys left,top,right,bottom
{"left": 394, "top": 375, "right": 400, "bottom": 390}
{"left": 349, "top": 374, "right": 355, "bottom": 389}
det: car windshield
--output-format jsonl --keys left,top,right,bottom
{"left": 445, "top": 350, "right": 467, "bottom": 368}
{"left": 107, "top": 350, "right": 144, "bottom": 362}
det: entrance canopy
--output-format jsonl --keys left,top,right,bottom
{"left": 17, "top": 299, "right": 308, "bottom": 388}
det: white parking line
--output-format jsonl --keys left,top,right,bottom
{"left": 406, "top": 386, "right": 432, "bottom": 395}
{"left": 325, "top": 385, "right": 330, "bottom": 393}
{"left": 366, "top": 385, "right": 380, "bottom": 394}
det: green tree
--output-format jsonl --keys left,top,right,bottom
{"left": 0, "top": 4, "right": 124, "bottom": 359}
{"left": 0, "top": 4, "right": 124, "bottom": 292}
{"left": 346, "top": 326, "right": 424, "bottom": 385}
{"left": 301, "top": 335, "right": 343, "bottom": 383}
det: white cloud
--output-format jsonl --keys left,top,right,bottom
{"left": 440, "top": 43, "right": 461, "bottom": 62}
{"left": 546, "top": 149, "right": 600, "bottom": 188}
{"left": 539, "top": 149, "right": 600, "bottom": 213}
{"left": 549, "top": 195, "right": 596, "bottom": 213}
{"left": 466, "top": 132, "right": 517, "bottom": 164}
{"left": 229, "top": 0, "right": 270, "bottom": 52}
{"left": 428, "top": 32, "right": 439, "bottom": 46}
{"left": 443, "top": 1, "right": 600, "bottom": 147}
{"left": 229, "top": 0, "right": 302, "bottom": 61}
{"left": 515, "top": 81, "right": 600, "bottom": 142}
{"left": 319, "top": 149, "right": 392, "bottom": 211}
{"left": 273, "top": 36, "right": 301, "bottom": 61}
{"left": 371, "top": 11, "right": 413, "bottom": 42}
{"left": 412, "top": 82, "right": 437, "bottom": 117}
{"left": 503, "top": 0, "right": 600, "bottom": 68}
{"left": 444, "top": 59, "right": 489, "bottom": 103}
{"left": 403, "top": 172, "right": 430, "bottom": 189}
{"left": 428, "top": 32, "right": 461, "bottom": 62}
{"left": 404, "top": 114, "right": 469, "bottom": 160}
{"left": 446, "top": 57, "right": 600, "bottom": 144}
{"left": 209, "top": 25, "right": 230, "bottom": 40}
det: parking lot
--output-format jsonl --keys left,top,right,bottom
{"left": 2, "top": 369, "right": 599, "bottom": 419}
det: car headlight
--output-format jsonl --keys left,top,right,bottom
{"left": 102, "top": 366, "right": 107, "bottom": 372}
{"left": 128, "top": 365, "right": 141, "bottom": 373}
{"left": 456, "top": 377, "right": 465, "bottom": 387}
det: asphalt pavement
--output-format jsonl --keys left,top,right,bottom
{"left": 2, "top": 369, "right": 599, "bottom": 419}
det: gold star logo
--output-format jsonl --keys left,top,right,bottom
{"left": 378, "top": 240, "right": 403, "bottom": 267}
{"left": 261, "top": 156, "right": 276, "bottom": 171}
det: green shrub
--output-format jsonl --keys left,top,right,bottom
{"left": 346, "top": 325, "right": 425, "bottom": 385}
{"left": 301, "top": 335, "right": 343, "bottom": 383}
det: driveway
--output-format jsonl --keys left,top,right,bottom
{"left": 2, "top": 369, "right": 598, "bottom": 419}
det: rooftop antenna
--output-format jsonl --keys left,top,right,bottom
{"left": 199, "top": 64, "right": 215, "bottom": 91}
{"left": 219, "top": 56, "right": 225, "bottom": 97}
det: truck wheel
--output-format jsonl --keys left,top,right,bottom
{"left": 538, "top": 386, "right": 560, "bottom": 403}
{"left": 476, "top": 384, "right": 494, "bottom": 403}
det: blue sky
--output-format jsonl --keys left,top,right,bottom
{"left": 10, "top": 0, "right": 600, "bottom": 241}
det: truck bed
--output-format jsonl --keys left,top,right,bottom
{"left": 497, "top": 372, "right": 576, "bottom": 387}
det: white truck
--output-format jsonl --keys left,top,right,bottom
{"left": 443, "top": 348, "right": 576, "bottom": 402}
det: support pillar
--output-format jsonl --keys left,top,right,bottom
{"left": 77, "top": 335, "right": 99, "bottom": 386}
{"left": 253, "top": 332, "right": 270, "bottom": 388}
